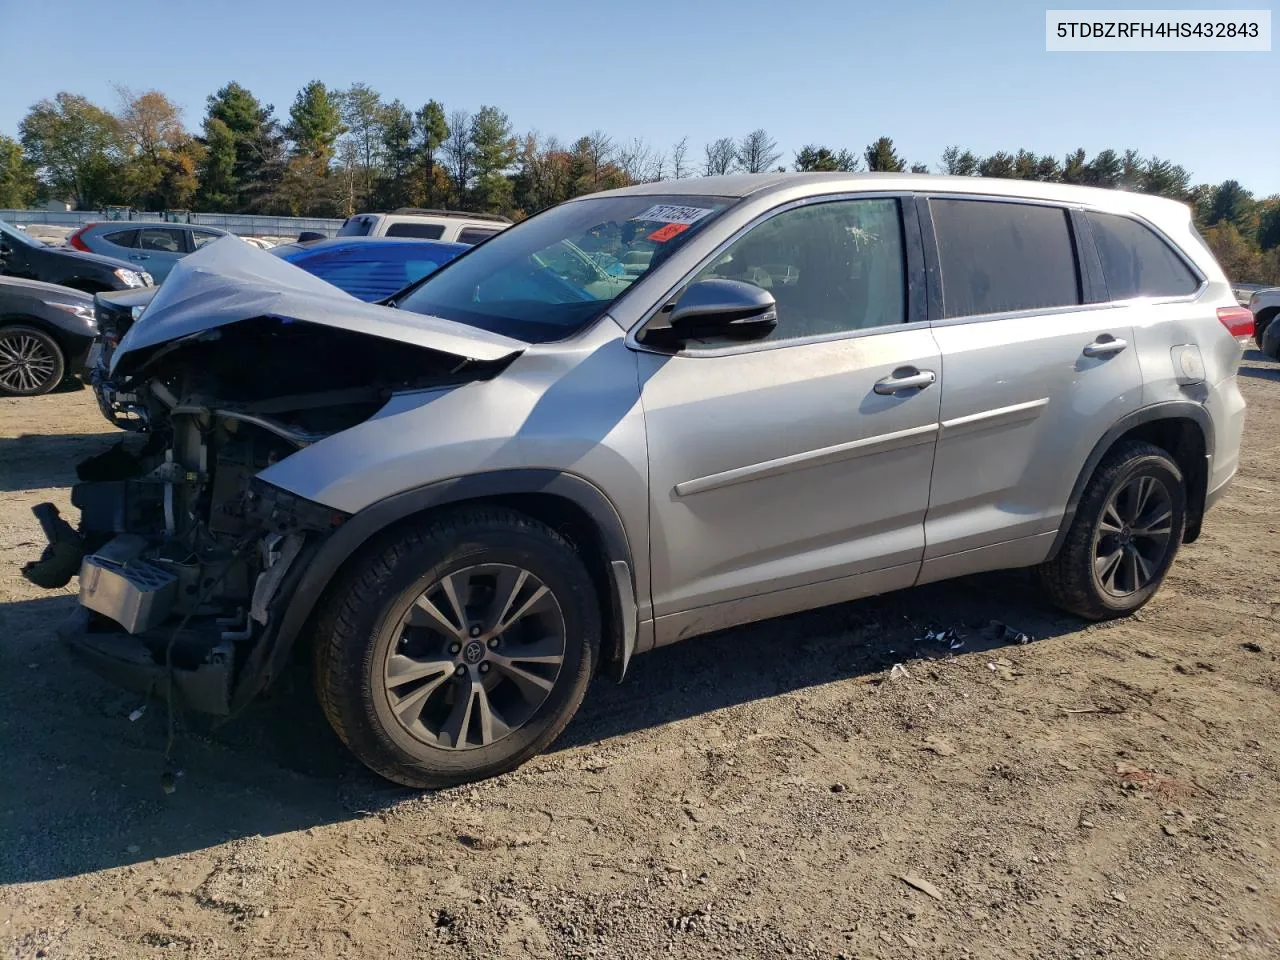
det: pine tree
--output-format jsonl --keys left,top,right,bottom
{"left": 863, "top": 137, "right": 905, "bottom": 172}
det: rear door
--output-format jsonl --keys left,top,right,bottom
{"left": 919, "top": 195, "right": 1142, "bottom": 580}
{"left": 132, "top": 227, "right": 187, "bottom": 280}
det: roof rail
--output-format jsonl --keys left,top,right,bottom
{"left": 387, "top": 207, "right": 512, "bottom": 224}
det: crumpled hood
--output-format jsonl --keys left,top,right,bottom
{"left": 109, "top": 236, "right": 526, "bottom": 375}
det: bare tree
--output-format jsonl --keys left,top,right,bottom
{"left": 671, "top": 136, "right": 689, "bottom": 179}
{"left": 703, "top": 137, "right": 736, "bottom": 176}
{"left": 441, "top": 108, "right": 472, "bottom": 206}
{"left": 617, "top": 136, "right": 658, "bottom": 182}
{"left": 735, "top": 128, "right": 781, "bottom": 174}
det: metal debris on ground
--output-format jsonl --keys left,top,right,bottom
{"left": 919, "top": 620, "right": 1033, "bottom": 650}
{"left": 890, "top": 663, "right": 911, "bottom": 681}
{"left": 981, "top": 620, "right": 1032, "bottom": 645}
{"left": 897, "top": 873, "right": 945, "bottom": 901}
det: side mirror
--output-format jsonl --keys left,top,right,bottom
{"left": 642, "top": 278, "right": 777, "bottom": 348}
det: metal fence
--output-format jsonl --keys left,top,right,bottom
{"left": 0, "top": 209, "right": 345, "bottom": 239}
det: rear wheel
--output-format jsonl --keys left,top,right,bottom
{"left": 314, "top": 507, "right": 600, "bottom": 788}
{"left": 0, "top": 325, "right": 65, "bottom": 396}
{"left": 1039, "top": 441, "right": 1186, "bottom": 620}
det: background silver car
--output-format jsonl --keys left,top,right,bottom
{"left": 29, "top": 176, "right": 1250, "bottom": 789}
{"left": 67, "top": 222, "right": 231, "bottom": 281}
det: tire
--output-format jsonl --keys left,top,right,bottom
{"left": 1039, "top": 441, "right": 1186, "bottom": 621}
{"left": 313, "top": 507, "right": 600, "bottom": 789}
{"left": 0, "top": 324, "right": 66, "bottom": 396}
{"left": 1255, "top": 311, "right": 1276, "bottom": 350}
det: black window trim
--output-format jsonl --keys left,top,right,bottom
{"left": 627, "top": 191, "right": 928, "bottom": 359}
{"left": 1078, "top": 206, "right": 1207, "bottom": 305}
{"left": 919, "top": 192, "right": 1095, "bottom": 327}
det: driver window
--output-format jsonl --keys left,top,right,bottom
{"left": 690, "top": 198, "right": 907, "bottom": 341}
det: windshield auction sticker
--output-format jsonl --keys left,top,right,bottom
{"left": 631, "top": 204, "right": 715, "bottom": 225}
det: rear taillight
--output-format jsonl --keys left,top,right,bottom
{"left": 1217, "top": 306, "right": 1254, "bottom": 342}
{"left": 67, "top": 226, "right": 92, "bottom": 252}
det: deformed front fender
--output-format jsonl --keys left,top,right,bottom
{"left": 230, "top": 469, "right": 638, "bottom": 711}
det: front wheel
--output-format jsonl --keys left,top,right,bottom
{"left": 1039, "top": 441, "right": 1186, "bottom": 620}
{"left": 313, "top": 507, "right": 600, "bottom": 789}
{"left": 0, "top": 325, "right": 66, "bottom": 396}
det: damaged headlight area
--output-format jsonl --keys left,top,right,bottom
{"left": 22, "top": 313, "right": 505, "bottom": 715}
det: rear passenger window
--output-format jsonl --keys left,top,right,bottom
{"left": 457, "top": 227, "right": 499, "bottom": 245}
{"left": 385, "top": 222, "right": 445, "bottom": 239}
{"left": 138, "top": 227, "right": 182, "bottom": 252}
{"left": 103, "top": 229, "right": 138, "bottom": 248}
{"left": 931, "top": 199, "right": 1080, "bottom": 318}
{"left": 1086, "top": 212, "right": 1200, "bottom": 300}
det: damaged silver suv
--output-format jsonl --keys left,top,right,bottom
{"left": 24, "top": 174, "right": 1250, "bottom": 788}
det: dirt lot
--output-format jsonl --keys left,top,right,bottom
{"left": 2, "top": 358, "right": 1278, "bottom": 960}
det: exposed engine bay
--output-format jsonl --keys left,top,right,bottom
{"left": 24, "top": 312, "right": 511, "bottom": 715}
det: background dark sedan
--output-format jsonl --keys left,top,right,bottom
{"left": 0, "top": 219, "right": 153, "bottom": 293}
{"left": 0, "top": 276, "right": 98, "bottom": 396}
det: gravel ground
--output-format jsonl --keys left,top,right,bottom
{"left": 1, "top": 356, "right": 1278, "bottom": 960}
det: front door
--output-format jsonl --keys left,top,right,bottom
{"left": 637, "top": 195, "right": 942, "bottom": 640}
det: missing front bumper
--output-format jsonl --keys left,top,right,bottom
{"left": 57, "top": 607, "right": 236, "bottom": 715}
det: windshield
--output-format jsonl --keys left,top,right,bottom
{"left": 395, "top": 195, "right": 732, "bottom": 342}
{"left": 0, "top": 219, "right": 43, "bottom": 248}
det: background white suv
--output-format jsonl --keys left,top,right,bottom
{"left": 335, "top": 208, "right": 511, "bottom": 244}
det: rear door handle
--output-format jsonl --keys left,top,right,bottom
{"left": 129, "top": 254, "right": 150, "bottom": 260}
{"left": 874, "top": 368, "right": 936, "bottom": 395}
{"left": 1083, "top": 335, "right": 1128, "bottom": 357}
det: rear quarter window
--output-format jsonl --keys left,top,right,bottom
{"left": 103, "top": 229, "right": 138, "bottom": 248}
{"left": 457, "top": 227, "right": 500, "bottom": 245}
{"left": 930, "top": 198, "right": 1081, "bottom": 318}
{"left": 385, "top": 222, "right": 446, "bottom": 239}
{"left": 1086, "top": 212, "right": 1200, "bottom": 300}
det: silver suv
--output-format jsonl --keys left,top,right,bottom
{"left": 24, "top": 174, "right": 1250, "bottom": 788}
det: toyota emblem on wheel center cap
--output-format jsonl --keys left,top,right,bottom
{"left": 463, "top": 640, "right": 485, "bottom": 664}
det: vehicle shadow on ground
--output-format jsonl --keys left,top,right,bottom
{"left": 559, "top": 569, "right": 1079, "bottom": 750}
{"left": 0, "top": 431, "right": 120, "bottom": 492}
{"left": 1239, "top": 362, "right": 1279, "bottom": 382}
{"left": 0, "top": 571, "right": 1082, "bottom": 885}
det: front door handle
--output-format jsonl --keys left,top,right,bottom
{"left": 874, "top": 368, "right": 936, "bottom": 395}
{"left": 1083, "top": 335, "right": 1128, "bottom": 358}
{"left": 129, "top": 254, "right": 150, "bottom": 260}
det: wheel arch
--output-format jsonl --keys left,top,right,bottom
{"left": 0, "top": 313, "right": 77, "bottom": 355}
{"left": 1047, "top": 402, "right": 1212, "bottom": 561}
{"left": 231, "top": 470, "right": 638, "bottom": 710}
{"left": 60, "top": 277, "right": 113, "bottom": 294}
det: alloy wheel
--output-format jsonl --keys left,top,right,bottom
{"left": 0, "top": 331, "right": 58, "bottom": 394}
{"left": 382, "top": 563, "right": 567, "bottom": 750}
{"left": 1092, "top": 474, "right": 1175, "bottom": 597}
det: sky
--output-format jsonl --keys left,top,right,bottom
{"left": 0, "top": 0, "right": 1276, "bottom": 193}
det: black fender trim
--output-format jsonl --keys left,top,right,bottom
{"left": 1046, "top": 400, "right": 1214, "bottom": 561}
{"left": 232, "top": 470, "right": 637, "bottom": 709}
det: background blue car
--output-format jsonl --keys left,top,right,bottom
{"left": 270, "top": 237, "right": 468, "bottom": 302}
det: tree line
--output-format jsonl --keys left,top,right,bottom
{"left": 1, "top": 82, "right": 1277, "bottom": 283}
